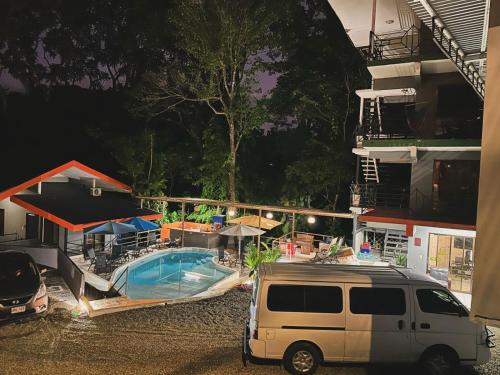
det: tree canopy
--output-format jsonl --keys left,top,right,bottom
{"left": 0, "top": 0, "right": 368, "bottom": 237}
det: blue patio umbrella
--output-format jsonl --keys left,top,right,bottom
{"left": 124, "top": 217, "right": 160, "bottom": 231}
{"left": 85, "top": 221, "right": 138, "bottom": 235}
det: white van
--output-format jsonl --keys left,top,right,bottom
{"left": 243, "top": 263, "right": 494, "bottom": 375}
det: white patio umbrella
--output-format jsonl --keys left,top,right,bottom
{"left": 217, "top": 224, "right": 265, "bottom": 260}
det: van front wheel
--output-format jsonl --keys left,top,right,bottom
{"left": 283, "top": 342, "right": 321, "bottom": 375}
{"left": 421, "top": 349, "right": 458, "bottom": 375}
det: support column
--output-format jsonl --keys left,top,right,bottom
{"left": 181, "top": 202, "right": 185, "bottom": 247}
{"left": 257, "top": 209, "right": 262, "bottom": 252}
{"left": 64, "top": 228, "right": 68, "bottom": 255}
{"left": 471, "top": 3, "right": 500, "bottom": 326}
{"left": 291, "top": 212, "right": 296, "bottom": 241}
{"left": 352, "top": 211, "right": 358, "bottom": 252}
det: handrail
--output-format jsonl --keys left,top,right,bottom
{"left": 430, "top": 16, "right": 485, "bottom": 99}
{"left": 369, "top": 25, "right": 421, "bottom": 61}
{"left": 109, "top": 266, "right": 129, "bottom": 295}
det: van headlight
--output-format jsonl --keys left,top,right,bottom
{"left": 35, "top": 283, "right": 47, "bottom": 300}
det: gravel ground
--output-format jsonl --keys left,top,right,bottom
{"left": 0, "top": 289, "right": 498, "bottom": 375}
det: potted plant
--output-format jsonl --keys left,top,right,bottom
{"left": 351, "top": 184, "right": 361, "bottom": 207}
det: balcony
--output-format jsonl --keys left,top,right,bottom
{"left": 351, "top": 184, "right": 410, "bottom": 209}
{"left": 363, "top": 25, "right": 442, "bottom": 64}
{"left": 357, "top": 95, "right": 483, "bottom": 145}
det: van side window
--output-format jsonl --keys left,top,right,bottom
{"left": 350, "top": 287, "right": 406, "bottom": 315}
{"left": 416, "top": 289, "right": 468, "bottom": 316}
{"left": 267, "top": 285, "right": 343, "bottom": 313}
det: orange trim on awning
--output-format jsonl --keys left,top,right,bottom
{"left": 0, "top": 160, "right": 132, "bottom": 201}
{"left": 358, "top": 213, "right": 476, "bottom": 232}
{"left": 10, "top": 196, "right": 162, "bottom": 232}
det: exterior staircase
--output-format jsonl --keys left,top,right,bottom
{"left": 406, "top": 1, "right": 485, "bottom": 99}
{"left": 383, "top": 230, "right": 409, "bottom": 260}
{"left": 361, "top": 157, "right": 380, "bottom": 183}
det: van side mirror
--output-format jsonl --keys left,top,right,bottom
{"left": 457, "top": 306, "right": 469, "bottom": 318}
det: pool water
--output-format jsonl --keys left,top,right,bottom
{"left": 123, "top": 249, "right": 233, "bottom": 300}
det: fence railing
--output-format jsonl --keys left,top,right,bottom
{"left": 351, "top": 184, "right": 410, "bottom": 209}
{"left": 67, "top": 229, "right": 161, "bottom": 258}
{"left": 271, "top": 231, "right": 334, "bottom": 250}
{"left": 109, "top": 266, "right": 129, "bottom": 296}
{"left": 368, "top": 26, "right": 421, "bottom": 61}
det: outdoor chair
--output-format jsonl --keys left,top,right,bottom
{"left": 218, "top": 248, "right": 238, "bottom": 267}
{"left": 318, "top": 237, "right": 338, "bottom": 252}
{"left": 94, "top": 252, "right": 109, "bottom": 274}
{"left": 310, "top": 249, "right": 330, "bottom": 263}
{"left": 87, "top": 248, "right": 97, "bottom": 270}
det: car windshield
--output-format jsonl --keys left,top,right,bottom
{"left": 0, "top": 254, "right": 38, "bottom": 296}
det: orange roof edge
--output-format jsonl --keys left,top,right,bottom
{"left": 0, "top": 160, "right": 132, "bottom": 201}
{"left": 10, "top": 196, "right": 162, "bottom": 232}
{"left": 358, "top": 213, "right": 476, "bottom": 232}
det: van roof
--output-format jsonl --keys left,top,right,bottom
{"left": 258, "top": 263, "right": 439, "bottom": 286}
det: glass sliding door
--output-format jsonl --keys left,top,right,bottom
{"left": 427, "top": 234, "right": 474, "bottom": 293}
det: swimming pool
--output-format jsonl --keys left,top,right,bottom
{"left": 112, "top": 249, "right": 234, "bottom": 300}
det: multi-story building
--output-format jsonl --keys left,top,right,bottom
{"left": 329, "top": 0, "right": 490, "bottom": 296}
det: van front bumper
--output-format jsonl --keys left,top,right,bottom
{"left": 476, "top": 344, "right": 492, "bottom": 365}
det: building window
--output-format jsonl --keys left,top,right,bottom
{"left": 267, "top": 285, "right": 343, "bottom": 313}
{"left": 350, "top": 287, "right": 406, "bottom": 315}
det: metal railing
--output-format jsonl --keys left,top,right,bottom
{"left": 271, "top": 231, "right": 335, "bottom": 250}
{"left": 67, "top": 229, "right": 161, "bottom": 258}
{"left": 351, "top": 184, "right": 410, "bottom": 209}
{"left": 109, "top": 266, "right": 129, "bottom": 296}
{"left": 430, "top": 17, "right": 485, "bottom": 99}
{"left": 368, "top": 26, "right": 421, "bottom": 61}
{"left": 359, "top": 99, "right": 417, "bottom": 140}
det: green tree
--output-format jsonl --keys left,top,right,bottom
{"left": 271, "top": 0, "right": 368, "bottom": 211}
{"left": 131, "top": 0, "right": 279, "bottom": 202}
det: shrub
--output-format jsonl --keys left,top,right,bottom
{"left": 244, "top": 242, "right": 281, "bottom": 275}
{"left": 395, "top": 254, "right": 407, "bottom": 267}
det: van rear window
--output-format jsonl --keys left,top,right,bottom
{"left": 350, "top": 287, "right": 406, "bottom": 315}
{"left": 267, "top": 285, "right": 343, "bottom": 313}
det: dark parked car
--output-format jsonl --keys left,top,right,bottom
{"left": 0, "top": 251, "right": 48, "bottom": 322}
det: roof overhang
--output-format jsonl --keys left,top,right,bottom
{"left": 0, "top": 160, "right": 132, "bottom": 201}
{"left": 353, "top": 145, "right": 481, "bottom": 163}
{"left": 10, "top": 195, "right": 161, "bottom": 232}
{"left": 359, "top": 209, "right": 476, "bottom": 236}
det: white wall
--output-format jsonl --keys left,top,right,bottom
{"left": 407, "top": 225, "right": 476, "bottom": 275}
{"left": 0, "top": 199, "right": 29, "bottom": 238}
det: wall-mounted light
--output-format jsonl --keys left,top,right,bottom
{"left": 307, "top": 216, "right": 316, "bottom": 224}
{"left": 228, "top": 208, "right": 236, "bottom": 217}
{"left": 265, "top": 212, "right": 274, "bottom": 219}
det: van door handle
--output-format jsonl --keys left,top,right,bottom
{"left": 398, "top": 320, "right": 405, "bottom": 330}
{"left": 420, "top": 323, "right": 431, "bottom": 329}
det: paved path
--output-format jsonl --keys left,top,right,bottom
{"left": 0, "top": 289, "right": 498, "bottom": 375}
